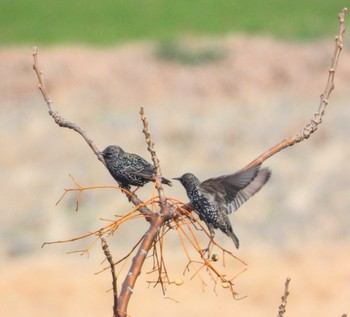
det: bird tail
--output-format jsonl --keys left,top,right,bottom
{"left": 228, "top": 230, "right": 240, "bottom": 249}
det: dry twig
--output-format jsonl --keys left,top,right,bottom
{"left": 139, "top": 107, "right": 167, "bottom": 204}
{"left": 32, "top": 47, "right": 150, "bottom": 212}
{"left": 277, "top": 277, "right": 291, "bottom": 317}
{"left": 100, "top": 237, "right": 118, "bottom": 317}
{"left": 32, "top": 47, "right": 103, "bottom": 162}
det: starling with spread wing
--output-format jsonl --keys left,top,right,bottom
{"left": 174, "top": 165, "right": 271, "bottom": 249}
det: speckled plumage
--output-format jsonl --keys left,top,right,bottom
{"left": 174, "top": 165, "right": 271, "bottom": 249}
{"left": 100, "top": 145, "right": 172, "bottom": 190}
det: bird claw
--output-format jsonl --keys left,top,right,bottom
{"left": 201, "top": 247, "right": 211, "bottom": 258}
{"left": 200, "top": 238, "right": 215, "bottom": 258}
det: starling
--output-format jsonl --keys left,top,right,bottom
{"left": 100, "top": 145, "right": 172, "bottom": 190}
{"left": 174, "top": 165, "right": 271, "bottom": 249}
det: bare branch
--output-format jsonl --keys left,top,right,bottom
{"left": 96, "top": 234, "right": 146, "bottom": 275}
{"left": 146, "top": 224, "right": 172, "bottom": 296}
{"left": 173, "top": 213, "right": 240, "bottom": 297}
{"left": 244, "top": 8, "right": 348, "bottom": 170}
{"left": 54, "top": 174, "right": 136, "bottom": 214}
{"left": 277, "top": 277, "right": 291, "bottom": 317}
{"left": 32, "top": 47, "right": 150, "bottom": 212}
{"left": 42, "top": 190, "right": 152, "bottom": 250}
{"left": 32, "top": 47, "right": 104, "bottom": 163}
{"left": 100, "top": 237, "right": 118, "bottom": 317}
{"left": 117, "top": 206, "right": 171, "bottom": 317}
{"left": 139, "top": 107, "right": 167, "bottom": 204}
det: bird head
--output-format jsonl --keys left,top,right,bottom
{"left": 173, "top": 173, "right": 200, "bottom": 188}
{"left": 100, "top": 145, "right": 124, "bottom": 161}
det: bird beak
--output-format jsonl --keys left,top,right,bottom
{"left": 98, "top": 152, "right": 105, "bottom": 157}
{"left": 172, "top": 177, "right": 181, "bottom": 181}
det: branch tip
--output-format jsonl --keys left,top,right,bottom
{"left": 243, "top": 6, "right": 347, "bottom": 170}
{"left": 277, "top": 277, "right": 291, "bottom": 317}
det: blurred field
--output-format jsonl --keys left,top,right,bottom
{"left": 1, "top": 245, "right": 349, "bottom": 317}
{"left": 1, "top": 35, "right": 350, "bottom": 316}
{"left": 0, "top": 0, "right": 347, "bottom": 45}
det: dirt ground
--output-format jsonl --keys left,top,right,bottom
{"left": 1, "top": 35, "right": 350, "bottom": 316}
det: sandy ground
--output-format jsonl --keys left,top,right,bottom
{"left": 1, "top": 35, "right": 350, "bottom": 316}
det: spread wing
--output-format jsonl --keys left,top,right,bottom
{"left": 199, "top": 165, "right": 271, "bottom": 214}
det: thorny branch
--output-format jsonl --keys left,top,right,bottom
{"left": 277, "top": 277, "right": 291, "bottom": 317}
{"left": 243, "top": 8, "right": 348, "bottom": 170}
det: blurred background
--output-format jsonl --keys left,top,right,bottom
{"left": 1, "top": 0, "right": 349, "bottom": 316}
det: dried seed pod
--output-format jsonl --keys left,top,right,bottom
{"left": 211, "top": 253, "right": 219, "bottom": 262}
{"left": 175, "top": 279, "right": 184, "bottom": 286}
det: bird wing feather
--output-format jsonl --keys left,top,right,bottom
{"left": 199, "top": 165, "right": 271, "bottom": 214}
{"left": 125, "top": 156, "right": 156, "bottom": 181}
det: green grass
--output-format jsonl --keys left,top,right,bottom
{"left": 0, "top": 0, "right": 347, "bottom": 45}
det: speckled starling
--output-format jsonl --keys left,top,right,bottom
{"left": 100, "top": 145, "right": 172, "bottom": 190}
{"left": 174, "top": 165, "right": 271, "bottom": 249}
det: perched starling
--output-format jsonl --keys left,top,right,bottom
{"left": 100, "top": 145, "right": 172, "bottom": 190}
{"left": 174, "top": 165, "right": 271, "bottom": 249}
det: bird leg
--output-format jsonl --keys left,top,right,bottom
{"left": 164, "top": 219, "right": 176, "bottom": 230}
{"left": 201, "top": 224, "right": 215, "bottom": 258}
{"left": 120, "top": 184, "right": 134, "bottom": 202}
{"left": 122, "top": 186, "right": 143, "bottom": 202}
{"left": 132, "top": 186, "right": 141, "bottom": 194}
{"left": 201, "top": 242, "right": 212, "bottom": 258}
